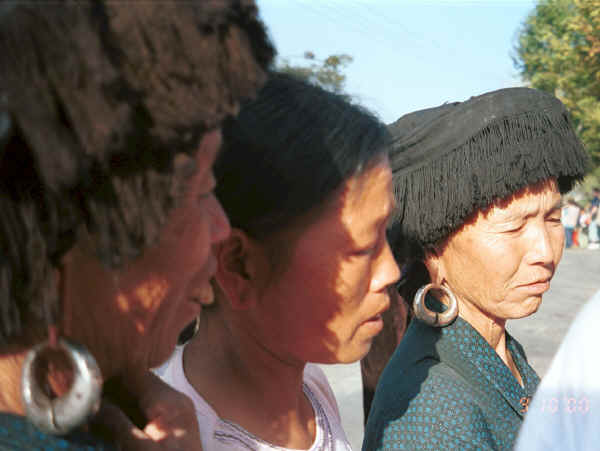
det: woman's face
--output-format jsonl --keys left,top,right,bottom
{"left": 430, "top": 178, "right": 563, "bottom": 322}
{"left": 62, "top": 129, "right": 230, "bottom": 376}
{"left": 251, "top": 157, "right": 401, "bottom": 364}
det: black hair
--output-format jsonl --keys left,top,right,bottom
{"left": 216, "top": 72, "right": 389, "bottom": 240}
{"left": 0, "top": 0, "right": 275, "bottom": 344}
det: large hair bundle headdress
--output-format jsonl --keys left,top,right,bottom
{"left": 388, "top": 87, "right": 588, "bottom": 254}
{"left": 0, "top": 0, "right": 275, "bottom": 343}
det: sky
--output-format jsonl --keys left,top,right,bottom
{"left": 256, "top": 0, "right": 538, "bottom": 124}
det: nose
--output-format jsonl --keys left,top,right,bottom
{"left": 370, "top": 239, "right": 401, "bottom": 292}
{"left": 526, "top": 221, "right": 557, "bottom": 266}
{"left": 208, "top": 194, "right": 231, "bottom": 244}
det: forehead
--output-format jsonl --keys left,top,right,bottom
{"left": 337, "top": 158, "right": 394, "bottom": 233}
{"left": 479, "top": 178, "right": 561, "bottom": 222}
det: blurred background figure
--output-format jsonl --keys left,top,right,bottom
{"left": 561, "top": 198, "right": 582, "bottom": 248}
{"left": 587, "top": 188, "right": 600, "bottom": 249}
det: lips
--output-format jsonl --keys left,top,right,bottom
{"left": 517, "top": 277, "right": 552, "bottom": 295}
{"left": 361, "top": 294, "right": 391, "bottom": 333}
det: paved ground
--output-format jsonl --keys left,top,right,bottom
{"left": 320, "top": 248, "right": 600, "bottom": 450}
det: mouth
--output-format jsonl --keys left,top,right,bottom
{"left": 518, "top": 278, "right": 551, "bottom": 294}
{"left": 361, "top": 313, "right": 384, "bottom": 335}
{"left": 361, "top": 293, "right": 391, "bottom": 335}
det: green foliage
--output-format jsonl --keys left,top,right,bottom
{"left": 278, "top": 51, "right": 353, "bottom": 99}
{"left": 514, "top": 0, "right": 600, "bottom": 167}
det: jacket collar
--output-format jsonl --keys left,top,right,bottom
{"left": 406, "top": 295, "right": 540, "bottom": 418}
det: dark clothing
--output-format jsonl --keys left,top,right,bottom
{"left": 0, "top": 413, "right": 115, "bottom": 450}
{"left": 363, "top": 297, "right": 539, "bottom": 451}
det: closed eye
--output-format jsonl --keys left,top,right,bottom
{"left": 504, "top": 224, "right": 524, "bottom": 233}
{"left": 352, "top": 244, "right": 377, "bottom": 257}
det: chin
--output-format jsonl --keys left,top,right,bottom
{"left": 335, "top": 340, "right": 373, "bottom": 364}
{"left": 510, "top": 296, "right": 543, "bottom": 319}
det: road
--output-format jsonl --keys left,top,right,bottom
{"left": 320, "top": 248, "right": 600, "bottom": 451}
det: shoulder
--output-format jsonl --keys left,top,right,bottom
{"left": 153, "top": 346, "right": 222, "bottom": 449}
{"left": 364, "top": 360, "right": 492, "bottom": 450}
{"left": 303, "top": 365, "right": 353, "bottom": 450}
{"left": 304, "top": 364, "right": 333, "bottom": 394}
{"left": 303, "top": 364, "right": 342, "bottom": 422}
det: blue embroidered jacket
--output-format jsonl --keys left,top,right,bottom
{"left": 0, "top": 413, "right": 114, "bottom": 450}
{"left": 363, "top": 297, "right": 540, "bottom": 450}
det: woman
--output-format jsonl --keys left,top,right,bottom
{"left": 363, "top": 88, "right": 588, "bottom": 450}
{"left": 158, "top": 73, "right": 401, "bottom": 450}
{"left": 0, "top": 1, "right": 273, "bottom": 449}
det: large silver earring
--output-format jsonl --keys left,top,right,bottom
{"left": 21, "top": 337, "right": 103, "bottom": 435}
{"left": 413, "top": 283, "right": 458, "bottom": 327}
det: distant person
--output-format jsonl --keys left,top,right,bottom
{"left": 515, "top": 289, "right": 600, "bottom": 450}
{"left": 363, "top": 88, "right": 587, "bottom": 450}
{"left": 562, "top": 198, "right": 581, "bottom": 248}
{"left": 0, "top": 1, "right": 274, "bottom": 449}
{"left": 158, "top": 74, "right": 400, "bottom": 450}
{"left": 587, "top": 188, "right": 600, "bottom": 249}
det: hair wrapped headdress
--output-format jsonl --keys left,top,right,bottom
{"left": 388, "top": 87, "right": 588, "bottom": 252}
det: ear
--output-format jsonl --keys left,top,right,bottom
{"left": 214, "top": 228, "right": 266, "bottom": 310}
{"left": 423, "top": 247, "right": 445, "bottom": 286}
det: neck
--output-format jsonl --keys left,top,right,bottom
{"left": 457, "top": 298, "right": 506, "bottom": 350}
{"left": 183, "top": 310, "right": 315, "bottom": 448}
{"left": 456, "top": 297, "right": 523, "bottom": 386}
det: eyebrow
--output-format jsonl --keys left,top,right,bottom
{"left": 376, "top": 193, "right": 396, "bottom": 230}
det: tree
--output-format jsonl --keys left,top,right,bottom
{"left": 514, "top": 0, "right": 600, "bottom": 167}
{"left": 278, "top": 51, "right": 353, "bottom": 99}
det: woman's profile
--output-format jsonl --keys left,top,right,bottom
{"left": 158, "top": 73, "right": 400, "bottom": 450}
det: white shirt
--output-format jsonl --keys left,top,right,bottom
{"left": 156, "top": 346, "right": 353, "bottom": 451}
{"left": 561, "top": 204, "right": 580, "bottom": 228}
{"left": 515, "top": 290, "right": 600, "bottom": 450}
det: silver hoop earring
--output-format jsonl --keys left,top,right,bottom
{"left": 413, "top": 283, "right": 458, "bottom": 327}
{"left": 21, "top": 337, "right": 102, "bottom": 435}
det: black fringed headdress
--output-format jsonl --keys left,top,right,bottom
{"left": 388, "top": 88, "right": 588, "bottom": 252}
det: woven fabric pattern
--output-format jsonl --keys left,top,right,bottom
{"left": 0, "top": 413, "right": 114, "bottom": 451}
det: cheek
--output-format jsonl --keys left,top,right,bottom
{"left": 550, "top": 224, "right": 565, "bottom": 261}
{"left": 337, "top": 257, "right": 371, "bottom": 297}
{"left": 447, "top": 235, "right": 517, "bottom": 295}
{"left": 167, "top": 209, "right": 212, "bottom": 275}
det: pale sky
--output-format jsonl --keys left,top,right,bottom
{"left": 257, "top": 0, "right": 537, "bottom": 124}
